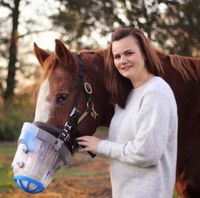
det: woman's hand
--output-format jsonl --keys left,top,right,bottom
{"left": 76, "top": 136, "right": 101, "bottom": 153}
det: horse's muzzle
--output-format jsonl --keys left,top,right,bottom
{"left": 12, "top": 122, "right": 72, "bottom": 193}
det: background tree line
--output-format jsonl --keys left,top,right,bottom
{"left": 0, "top": 0, "right": 200, "bottom": 140}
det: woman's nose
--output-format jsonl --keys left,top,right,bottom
{"left": 120, "top": 55, "right": 128, "bottom": 65}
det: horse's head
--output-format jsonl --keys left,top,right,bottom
{"left": 12, "top": 40, "right": 114, "bottom": 193}
{"left": 33, "top": 40, "right": 113, "bottom": 142}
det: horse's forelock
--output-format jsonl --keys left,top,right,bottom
{"left": 40, "top": 55, "right": 58, "bottom": 81}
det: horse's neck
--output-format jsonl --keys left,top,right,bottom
{"left": 80, "top": 49, "right": 114, "bottom": 127}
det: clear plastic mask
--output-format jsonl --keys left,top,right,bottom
{"left": 12, "top": 122, "right": 72, "bottom": 193}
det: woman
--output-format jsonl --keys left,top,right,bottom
{"left": 77, "top": 27, "right": 178, "bottom": 198}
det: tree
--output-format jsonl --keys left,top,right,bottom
{"left": 51, "top": 0, "right": 116, "bottom": 49}
{"left": 0, "top": 0, "right": 57, "bottom": 108}
{"left": 0, "top": 0, "right": 21, "bottom": 108}
{"left": 1, "top": 0, "right": 199, "bottom": 108}
{"left": 111, "top": 0, "right": 200, "bottom": 56}
{"left": 155, "top": 0, "right": 200, "bottom": 56}
{"left": 52, "top": 0, "right": 200, "bottom": 56}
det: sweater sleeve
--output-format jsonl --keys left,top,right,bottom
{"left": 97, "top": 92, "right": 174, "bottom": 167}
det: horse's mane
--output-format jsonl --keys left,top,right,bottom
{"left": 79, "top": 48, "right": 106, "bottom": 59}
{"left": 156, "top": 50, "right": 200, "bottom": 82}
{"left": 42, "top": 47, "right": 200, "bottom": 84}
{"left": 81, "top": 48, "right": 200, "bottom": 82}
{"left": 79, "top": 48, "right": 107, "bottom": 69}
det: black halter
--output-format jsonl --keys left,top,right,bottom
{"left": 34, "top": 54, "right": 99, "bottom": 158}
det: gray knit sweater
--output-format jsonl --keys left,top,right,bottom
{"left": 97, "top": 77, "right": 178, "bottom": 198}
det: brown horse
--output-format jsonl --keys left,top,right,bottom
{"left": 33, "top": 40, "right": 200, "bottom": 198}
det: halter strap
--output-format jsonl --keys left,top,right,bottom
{"left": 72, "top": 54, "right": 84, "bottom": 108}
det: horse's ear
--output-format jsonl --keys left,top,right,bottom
{"left": 34, "top": 43, "right": 50, "bottom": 67}
{"left": 55, "top": 39, "right": 73, "bottom": 66}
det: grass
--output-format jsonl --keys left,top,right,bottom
{"left": 0, "top": 142, "right": 17, "bottom": 157}
{"left": 0, "top": 161, "right": 16, "bottom": 191}
{"left": 173, "top": 191, "right": 180, "bottom": 198}
{"left": 0, "top": 142, "right": 17, "bottom": 192}
{"left": 56, "top": 167, "right": 98, "bottom": 177}
{"left": 0, "top": 141, "right": 99, "bottom": 193}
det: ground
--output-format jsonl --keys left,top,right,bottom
{"left": 0, "top": 150, "right": 111, "bottom": 198}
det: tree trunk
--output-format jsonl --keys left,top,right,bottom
{"left": 3, "top": 0, "right": 21, "bottom": 109}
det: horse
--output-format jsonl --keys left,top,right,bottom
{"left": 33, "top": 39, "right": 200, "bottom": 198}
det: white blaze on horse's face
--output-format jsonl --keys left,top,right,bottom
{"left": 34, "top": 79, "right": 51, "bottom": 122}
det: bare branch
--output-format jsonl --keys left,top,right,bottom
{"left": 18, "top": 27, "right": 54, "bottom": 39}
{"left": 0, "top": 37, "right": 10, "bottom": 42}
{"left": 0, "top": 51, "right": 8, "bottom": 58}
{"left": 0, "top": 0, "right": 13, "bottom": 10}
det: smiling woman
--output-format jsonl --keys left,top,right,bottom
{"left": 105, "top": 27, "right": 163, "bottom": 108}
{"left": 77, "top": 27, "right": 178, "bottom": 198}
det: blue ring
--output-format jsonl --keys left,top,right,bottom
{"left": 13, "top": 175, "right": 45, "bottom": 194}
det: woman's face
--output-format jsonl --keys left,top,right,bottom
{"left": 112, "top": 35, "right": 150, "bottom": 87}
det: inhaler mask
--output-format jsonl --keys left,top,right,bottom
{"left": 12, "top": 122, "right": 72, "bottom": 194}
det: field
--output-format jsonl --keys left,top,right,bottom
{"left": 0, "top": 141, "right": 180, "bottom": 198}
{"left": 0, "top": 141, "right": 111, "bottom": 198}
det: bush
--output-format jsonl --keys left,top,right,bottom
{"left": 0, "top": 93, "right": 35, "bottom": 141}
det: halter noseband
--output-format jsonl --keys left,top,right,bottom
{"left": 34, "top": 54, "right": 99, "bottom": 158}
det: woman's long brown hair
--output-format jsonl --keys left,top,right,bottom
{"left": 105, "top": 27, "right": 164, "bottom": 108}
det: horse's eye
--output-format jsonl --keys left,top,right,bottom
{"left": 56, "top": 94, "right": 68, "bottom": 104}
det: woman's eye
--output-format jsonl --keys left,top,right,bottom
{"left": 114, "top": 55, "right": 120, "bottom": 59}
{"left": 126, "top": 51, "right": 134, "bottom": 56}
{"left": 56, "top": 94, "right": 68, "bottom": 104}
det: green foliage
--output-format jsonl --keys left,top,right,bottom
{"left": 0, "top": 161, "right": 16, "bottom": 191}
{"left": 52, "top": 0, "right": 115, "bottom": 49}
{"left": 0, "top": 93, "right": 34, "bottom": 141}
{"left": 153, "top": 0, "right": 200, "bottom": 56}
{"left": 0, "top": 142, "right": 17, "bottom": 192}
{"left": 52, "top": 0, "right": 200, "bottom": 56}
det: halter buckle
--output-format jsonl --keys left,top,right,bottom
{"left": 84, "top": 82, "right": 92, "bottom": 94}
{"left": 91, "top": 108, "right": 98, "bottom": 119}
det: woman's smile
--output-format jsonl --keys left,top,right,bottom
{"left": 121, "top": 65, "right": 133, "bottom": 70}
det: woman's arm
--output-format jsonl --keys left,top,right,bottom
{"left": 77, "top": 92, "right": 177, "bottom": 167}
